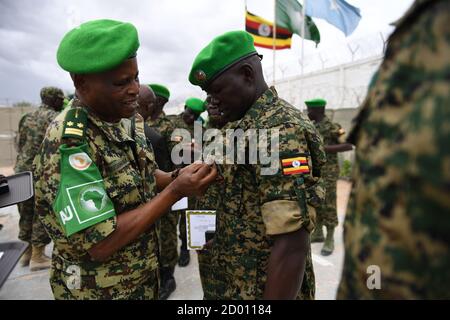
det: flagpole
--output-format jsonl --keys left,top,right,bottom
{"left": 301, "top": 0, "right": 306, "bottom": 77}
{"left": 273, "top": 0, "right": 277, "bottom": 86}
{"left": 300, "top": 0, "right": 306, "bottom": 112}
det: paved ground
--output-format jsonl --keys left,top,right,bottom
{"left": 0, "top": 165, "right": 351, "bottom": 300}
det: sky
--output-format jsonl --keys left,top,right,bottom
{"left": 0, "top": 0, "right": 414, "bottom": 110}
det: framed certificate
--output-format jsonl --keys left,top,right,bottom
{"left": 186, "top": 210, "right": 216, "bottom": 250}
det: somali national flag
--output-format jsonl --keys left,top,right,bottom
{"left": 305, "top": 0, "right": 361, "bottom": 36}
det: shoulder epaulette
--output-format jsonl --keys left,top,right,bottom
{"left": 62, "top": 108, "right": 88, "bottom": 140}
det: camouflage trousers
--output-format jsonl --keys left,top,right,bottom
{"left": 197, "top": 250, "right": 213, "bottom": 298}
{"left": 159, "top": 210, "right": 179, "bottom": 271}
{"left": 203, "top": 248, "right": 315, "bottom": 300}
{"left": 299, "top": 249, "right": 316, "bottom": 300}
{"left": 316, "top": 167, "right": 339, "bottom": 228}
{"left": 17, "top": 197, "right": 50, "bottom": 246}
{"left": 178, "top": 210, "right": 187, "bottom": 250}
{"left": 50, "top": 262, "right": 159, "bottom": 300}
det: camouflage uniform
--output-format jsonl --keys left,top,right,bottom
{"left": 337, "top": 0, "right": 450, "bottom": 299}
{"left": 146, "top": 112, "right": 178, "bottom": 272}
{"left": 206, "top": 87, "right": 326, "bottom": 299}
{"left": 166, "top": 113, "right": 195, "bottom": 250}
{"left": 193, "top": 120, "right": 221, "bottom": 298}
{"left": 147, "top": 111, "right": 177, "bottom": 153}
{"left": 15, "top": 88, "right": 62, "bottom": 246}
{"left": 313, "top": 116, "right": 345, "bottom": 228}
{"left": 33, "top": 98, "right": 160, "bottom": 299}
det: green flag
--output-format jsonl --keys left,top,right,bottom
{"left": 53, "top": 143, "right": 116, "bottom": 236}
{"left": 276, "top": 0, "right": 321, "bottom": 45}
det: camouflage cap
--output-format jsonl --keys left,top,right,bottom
{"left": 40, "top": 87, "right": 65, "bottom": 100}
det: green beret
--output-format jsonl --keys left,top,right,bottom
{"left": 40, "top": 87, "right": 64, "bottom": 100}
{"left": 148, "top": 84, "right": 170, "bottom": 100}
{"left": 57, "top": 19, "right": 139, "bottom": 74}
{"left": 305, "top": 99, "right": 327, "bottom": 108}
{"left": 185, "top": 97, "right": 206, "bottom": 113}
{"left": 189, "top": 30, "right": 258, "bottom": 89}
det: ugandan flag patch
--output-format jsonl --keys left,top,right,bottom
{"left": 281, "top": 154, "right": 310, "bottom": 176}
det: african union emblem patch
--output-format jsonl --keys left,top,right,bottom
{"left": 281, "top": 154, "right": 310, "bottom": 176}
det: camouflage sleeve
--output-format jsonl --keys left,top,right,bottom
{"left": 34, "top": 120, "right": 116, "bottom": 253}
{"left": 331, "top": 122, "right": 346, "bottom": 144}
{"left": 256, "top": 123, "right": 317, "bottom": 236}
{"left": 15, "top": 115, "right": 35, "bottom": 171}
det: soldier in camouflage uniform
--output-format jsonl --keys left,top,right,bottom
{"left": 167, "top": 99, "right": 206, "bottom": 268}
{"left": 306, "top": 99, "right": 353, "bottom": 256}
{"left": 337, "top": 0, "right": 450, "bottom": 299}
{"left": 15, "top": 86, "right": 64, "bottom": 271}
{"left": 189, "top": 31, "right": 326, "bottom": 299}
{"left": 141, "top": 84, "right": 178, "bottom": 299}
{"left": 194, "top": 100, "right": 227, "bottom": 298}
{"left": 33, "top": 19, "right": 216, "bottom": 300}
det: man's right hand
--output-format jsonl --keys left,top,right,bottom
{"left": 170, "top": 162, "right": 217, "bottom": 198}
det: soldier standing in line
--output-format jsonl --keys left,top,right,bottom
{"left": 15, "top": 86, "right": 64, "bottom": 271}
{"left": 306, "top": 98, "right": 352, "bottom": 256}
{"left": 168, "top": 98, "right": 207, "bottom": 268}
{"left": 137, "top": 84, "right": 177, "bottom": 299}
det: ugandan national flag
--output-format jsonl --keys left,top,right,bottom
{"left": 245, "top": 11, "right": 293, "bottom": 50}
{"left": 281, "top": 155, "right": 310, "bottom": 175}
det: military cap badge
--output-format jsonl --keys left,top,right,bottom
{"left": 195, "top": 70, "right": 207, "bottom": 83}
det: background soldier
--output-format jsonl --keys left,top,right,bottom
{"left": 34, "top": 19, "right": 216, "bottom": 299}
{"left": 15, "top": 86, "right": 64, "bottom": 271}
{"left": 337, "top": 0, "right": 450, "bottom": 299}
{"left": 168, "top": 98, "right": 206, "bottom": 268}
{"left": 189, "top": 30, "right": 326, "bottom": 299}
{"left": 138, "top": 84, "right": 178, "bottom": 299}
{"left": 194, "top": 99, "right": 228, "bottom": 298}
{"left": 306, "top": 98, "right": 353, "bottom": 256}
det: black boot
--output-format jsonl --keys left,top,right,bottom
{"left": 159, "top": 267, "right": 176, "bottom": 300}
{"left": 178, "top": 248, "right": 190, "bottom": 267}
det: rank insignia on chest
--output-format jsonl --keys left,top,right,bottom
{"left": 280, "top": 154, "right": 310, "bottom": 176}
{"left": 62, "top": 108, "right": 88, "bottom": 140}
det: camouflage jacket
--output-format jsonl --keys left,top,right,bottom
{"left": 146, "top": 111, "right": 176, "bottom": 151}
{"left": 33, "top": 99, "right": 160, "bottom": 299}
{"left": 208, "top": 87, "right": 325, "bottom": 299}
{"left": 14, "top": 104, "right": 59, "bottom": 172}
{"left": 313, "top": 116, "right": 345, "bottom": 175}
{"left": 337, "top": 0, "right": 450, "bottom": 299}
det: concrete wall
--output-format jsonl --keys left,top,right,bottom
{"left": 276, "top": 55, "right": 382, "bottom": 110}
{"left": 0, "top": 107, "right": 36, "bottom": 167}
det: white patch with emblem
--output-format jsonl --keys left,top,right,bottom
{"left": 69, "top": 152, "right": 92, "bottom": 171}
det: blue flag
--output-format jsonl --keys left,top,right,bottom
{"left": 305, "top": 0, "right": 361, "bottom": 36}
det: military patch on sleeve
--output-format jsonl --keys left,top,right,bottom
{"left": 53, "top": 143, "right": 116, "bottom": 237}
{"left": 280, "top": 154, "right": 310, "bottom": 176}
{"left": 62, "top": 108, "right": 88, "bottom": 140}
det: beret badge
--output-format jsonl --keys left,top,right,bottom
{"left": 195, "top": 70, "right": 207, "bottom": 83}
